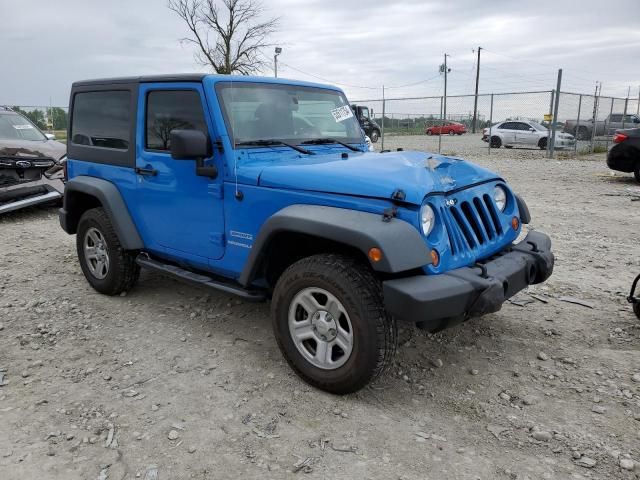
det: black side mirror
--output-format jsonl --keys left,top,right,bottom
{"left": 170, "top": 129, "right": 217, "bottom": 178}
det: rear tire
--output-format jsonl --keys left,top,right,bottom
{"left": 634, "top": 164, "right": 640, "bottom": 183}
{"left": 490, "top": 136, "right": 502, "bottom": 148}
{"left": 76, "top": 207, "right": 140, "bottom": 296}
{"left": 634, "top": 301, "right": 640, "bottom": 320}
{"left": 271, "top": 254, "right": 397, "bottom": 394}
{"left": 575, "top": 126, "right": 589, "bottom": 140}
{"left": 538, "top": 137, "right": 548, "bottom": 150}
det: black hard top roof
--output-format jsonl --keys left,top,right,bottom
{"left": 72, "top": 73, "right": 207, "bottom": 87}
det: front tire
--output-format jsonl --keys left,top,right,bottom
{"left": 370, "top": 130, "right": 380, "bottom": 143}
{"left": 448, "top": 130, "right": 455, "bottom": 135}
{"left": 271, "top": 254, "right": 397, "bottom": 394}
{"left": 426, "top": 130, "right": 433, "bottom": 136}
{"left": 76, "top": 207, "right": 140, "bottom": 296}
{"left": 490, "top": 136, "right": 502, "bottom": 148}
{"left": 538, "top": 137, "right": 548, "bottom": 150}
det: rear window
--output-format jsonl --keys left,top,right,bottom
{"left": 71, "top": 91, "right": 130, "bottom": 150}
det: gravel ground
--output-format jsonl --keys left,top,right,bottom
{"left": 1, "top": 139, "right": 639, "bottom": 480}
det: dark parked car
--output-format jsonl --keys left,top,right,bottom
{"left": 607, "top": 128, "right": 640, "bottom": 183}
{"left": 0, "top": 107, "right": 66, "bottom": 214}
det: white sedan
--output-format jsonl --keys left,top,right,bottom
{"left": 482, "top": 120, "right": 576, "bottom": 150}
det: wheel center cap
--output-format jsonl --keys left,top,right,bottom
{"left": 311, "top": 310, "right": 337, "bottom": 341}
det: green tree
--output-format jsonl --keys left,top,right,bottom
{"left": 50, "top": 107, "right": 68, "bottom": 130}
{"left": 11, "top": 106, "right": 47, "bottom": 130}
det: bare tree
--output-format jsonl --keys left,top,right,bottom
{"left": 168, "top": 0, "right": 278, "bottom": 75}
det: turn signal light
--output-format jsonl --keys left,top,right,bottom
{"left": 368, "top": 247, "right": 383, "bottom": 263}
{"left": 430, "top": 249, "right": 440, "bottom": 267}
{"left": 511, "top": 216, "right": 520, "bottom": 231}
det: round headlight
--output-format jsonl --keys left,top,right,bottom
{"left": 420, "top": 204, "right": 435, "bottom": 235}
{"left": 494, "top": 185, "right": 507, "bottom": 212}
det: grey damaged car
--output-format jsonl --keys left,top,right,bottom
{"left": 0, "top": 107, "right": 66, "bottom": 214}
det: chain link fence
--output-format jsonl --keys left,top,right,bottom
{"left": 6, "top": 90, "right": 640, "bottom": 157}
{"left": 353, "top": 91, "right": 640, "bottom": 157}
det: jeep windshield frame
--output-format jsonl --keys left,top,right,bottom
{"left": 215, "top": 82, "right": 364, "bottom": 148}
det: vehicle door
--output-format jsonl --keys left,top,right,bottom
{"left": 514, "top": 122, "right": 536, "bottom": 146}
{"left": 133, "top": 83, "right": 225, "bottom": 266}
{"left": 607, "top": 114, "right": 621, "bottom": 135}
{"left": 497, "top": 122, "right": 517, "bottom": 144}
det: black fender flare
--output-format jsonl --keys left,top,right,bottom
{"left": 514, "top": 193, "right": 531, "bottom": 224}
{"left": 59, "top": 176, "right": 143, "bottom": 250}
{"left": 238, "top": 205, "right": 431, "bottom": 287}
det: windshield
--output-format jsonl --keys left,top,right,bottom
{"left": 0, "top": 113, "right": 46, "bottom": 141}
{"left": 215, "top": 82, "right": 363, "bottom": 145}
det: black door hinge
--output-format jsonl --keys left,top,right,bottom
{"left": 391, "top": 189, "right": 406, "bottom": 201}
{"left": 382, "top": 207, "right": 397, "bottom": 222}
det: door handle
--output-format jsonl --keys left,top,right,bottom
{"left": 135, "top": 167, "right": 158, "bottom": 176}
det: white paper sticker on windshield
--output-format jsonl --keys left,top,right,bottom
{"left": 13, "top": 124, "right": 34, "bottom": 130}
{"left": 330, "top": 105, "right": 354, "bottom": 123}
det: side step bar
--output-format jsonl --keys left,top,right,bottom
{"left": 0, "top": 190, "right": 62, "bottom": 214}
{"left": 136, "top": 255, "right": 266, "bottom": 302}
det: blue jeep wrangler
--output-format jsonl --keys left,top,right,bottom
{"left": 60, "top": 74, "right": 554, "bottom": 394}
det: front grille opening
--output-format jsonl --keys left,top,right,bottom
{"left": 451, "top": 207, "right": 476, "bottom": 249}
{"left": 474, "top": 197, "right": 494, "bottom": 240}
{"left": 483, "top": 194, "right": 503, "bottom": 235}
{"left": 461, "top": 201, "right": 485, "bottom": 245}
{"left": 440, "top": 206, "right": 459, "bottom": 256}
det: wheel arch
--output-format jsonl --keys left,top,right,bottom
{"left": 238, "top": 205, "right": 431, "bottom": 288}
{"left": 60, "top": 176, "right": 143, "bottom": 250}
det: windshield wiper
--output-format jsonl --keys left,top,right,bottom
{"left": 301, "top": 138, "right": 362, "bottom": 152}
{"left": 235, "top": 139, "right": 314, "bottom": 155}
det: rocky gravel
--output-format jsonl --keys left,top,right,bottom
{"left": 1, "top": 141, "right": 640, "bottom": 479}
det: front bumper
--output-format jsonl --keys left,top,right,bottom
{"left": 0, "top": 178, "right": 64, "bottom": 214}
{"left": 382, "top": 231, "right": 554, "bottom": 331}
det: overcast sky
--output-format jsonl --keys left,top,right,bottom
{"left": 2, "top": 0, "right": 639, "bottom": 107}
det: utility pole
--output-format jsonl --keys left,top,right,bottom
{"left": 440, "top": 54, "right": 450, "bottom": 127}
{"left": 472, "top": 47, "right": 482, "bottom": 133}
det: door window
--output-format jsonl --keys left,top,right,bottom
{"left": 499, "top": 122, "right": 516, "bottom": 130}
{"left": 146, "top": 90, "right": 208, "bottom": 151}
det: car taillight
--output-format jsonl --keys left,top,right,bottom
{"left": 613, "top": 133, "right": 628, "bottom": 144}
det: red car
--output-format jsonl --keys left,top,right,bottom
{"left": 425, "top": 122, "right": 467, "bottom": 136}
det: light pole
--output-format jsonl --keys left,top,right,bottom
{"left": 274, "top": 47, "right": 282, "bottom": 78}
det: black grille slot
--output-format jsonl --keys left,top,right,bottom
{"left": 483, "top": 194, "right": 503, "bottom": 235}
{"left": 450, "top": 207, "right": 476, "bottom": 249}
{"left": 473, "top": 197, "right": 494, "bottom": 240}
{"left": 461, "top": 201, "right": 485, "bottom": 245}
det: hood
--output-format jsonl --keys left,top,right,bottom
{"left": 241, "top": 149, "right": 501, "bottom": 205}
{"left": 0, "top": 139, "right": 67, "bottom": 162}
